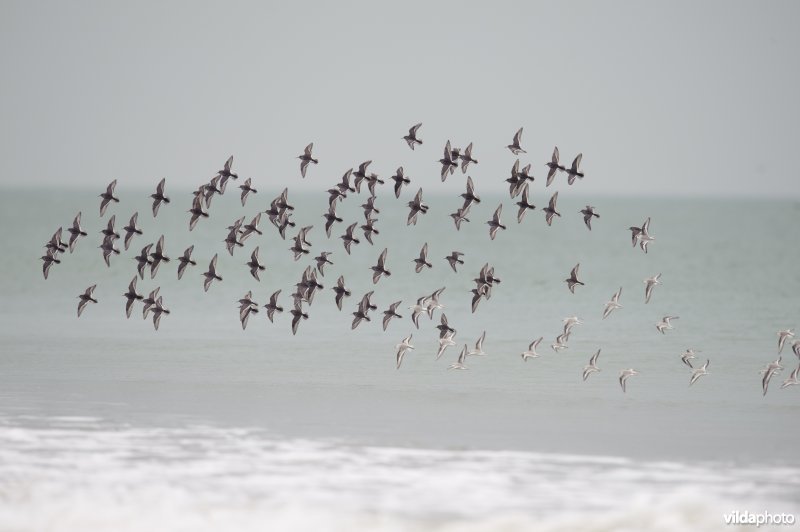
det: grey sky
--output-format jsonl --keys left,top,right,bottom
{"left": 1, "top": 1, "right": 798, "bottom": 197}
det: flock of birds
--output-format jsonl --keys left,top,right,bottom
{"left": 40, "top": 125, "right": 799, "bottom": 395}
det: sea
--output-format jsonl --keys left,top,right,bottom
{"left": 1, "top": 185, "right": 798, "bottom": 531}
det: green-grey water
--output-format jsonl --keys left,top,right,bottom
{"left": 1, "top": 186, "right": 798, "bottom": 531}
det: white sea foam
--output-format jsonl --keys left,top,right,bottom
{"left": 0, "top": 416, "right": 797, "bottom": 532}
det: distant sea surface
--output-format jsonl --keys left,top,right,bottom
{"left": 1, "top": 188, "right": 799, "bottom": 531}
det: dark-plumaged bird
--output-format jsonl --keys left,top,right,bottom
{"left": 327, "top": 187, "right": 345, "bottom": 207}
{"left": 240, "top": 213, "right": 263, "bottom": 242}
{"left": 341, "top": 223, "right": 360, "bottom": 255}
{"left": 450, "top": 206, "right": 470, "bottom": 231}
{"left": 487, "top": 204, "right": 506, "bottom": 240}
{"left": 264, "top": 289, "right": 284, "bottom": 323}
{"left": 565, "top": 263, "right": 584, "bottom": 294}
{"left": 150, "top": 178, "right": 170, "bottom": 217}
{"left": 515, "top": 184, "right": 536, "bottom": 223}
{"left": 403, "top": 123, "right": 422, "bottom": 150}
{"left": 239, "top": 177, "right": 257, "bottom": 206}
{"left": 445, "top": 251, "right": 464, "bottom": 272}
{"left": 202, "top": 254, "right": 222, "bottom": 292}
{"left": 361, "top": 217, "right": 380, "bottom": 245}
{"left": 149, "top": 235, "right": 170, "bottom": 278}
{"left": 565, "top": 153, "right": 585, "bottom": 185}
{"left": 123, "top": 212, "right": 143, "bottom": 250}
{"left": 275, "top": 187, "right": 294, "bottom": 212}
{"left": 188, "top": 195, "right": 209, "bottom": 231}
{"left": 391, "top": 167, "right": 411, "bottom": 198}
{"left": 470, "top": 286, "right": 487, "bottom": 313}
{"left": 67, "top": 212, "right": 88, "bottom": 252}
{"left": 545, "top": 147, "right": 565, "bottom": 186}
{"left": 370, "top": 248, "right": 391, "bottom": 284}
{"left": 362, "top": 196, "right": 380, "bottom": 219}
{"left": 360, "top": 291, "right": 378, "bottom": 312}
{"left": 41, "top": 250, "right": 60, "bottom": 279}
{"left": 177, "top": 245, "right": 196, "bottom": 280}
{"left": 314, "top": 251, "right": 333, "bottom": 276}
{"left": 351, "top": 296, "right": 373, "bottom": 330}
{"left": 290, "top": 302, "right": 309, "bottom": 335}
{"left": 507, "top": 160, "right": 525, "bottom": 198}
{"left": 298, "top": 143, "right": 318, "bottom": 178}
{"left": 77, "top": 284, "right": 98, "bottom": 317}
{"left": 134, "top": 244, "right": 153, "bottom": 280}
{"left": 151, "top": 296, "right": 170, "bottom": 331}
{"left": 99, "top": 235, "right": 120, "bottom": 267}
{"left": 216, "top": 156, "right": 238, "bottom": 192}
{"left": 439, "top": 141, "right": 458, "bottom": 181}
{"left": 123, "top": 276, "right": 143, "bottom": 318}
{"left": 101, "top": 215, "right": 120, "bottom": 241}
{"left": 203, "top": 176, "right": 222, "bottom": 206}
{"left": 332, "top": 275, "right": 351, "bottom": 310}
{"left": 276, "top": 212, "right": 296, "bottom": 240}
{"left": 580, "top": 205, "right": 599, "bottom": 230}
{"left": 299, "top": 269, "right": 322, "bottom": 304}
{"left": 506, "top": 127, "right": 526, "bottom": 155}
{"left": 460, "top": 142, "right": 478, "bottom": 173}
{"left": 413, "top": 243, "right": 432, "bottom": 273}
{"left": 142, "top": 287, "right": 160, "bottom": 319}
{"left": 247, "top": 246, "right": 266, "bottom": 281}
{"left": 352, "top": 161, "right": 373, "bottom": 193}
{"left": 382, "top": 300, "right": 403, "bottom": 331}
{"left": 363, "top": 173, "right": 385, "bottom": 196}
{"left": 289, "top": 226, "right": 313, "bottom": 261}
{"left": 336, "top": 169, "right": 356, "bottom": 195}
{"left": 516, "top": 162, "right": 534, "bottom": 186}
{"left": 407, "top": 188, "right": 429, "bottom": 225}
{"left": 323, "top": 204, "right": 343, "bottom": 238}
{"left": 45, "top": 228, "right": 68, "bottom": 255}
{"left": 239, "top": 291, "right": 258, "bottom": 330}
{"left": 436, "top": 313, "right": 456, "bottom": 338}
{"left": 544, "top": 192, "right": 561, "bottom": 226}
{"left": 224, "top": 223, "right": 244, "bottom": 256}
{"left": 460, "top": 176, "right": 481, "bottom": 209}
{"left": 265, "top": 198, "right": 283, "bottom": 226}
{"left": 99, "top": 180, "right": 119, "bottom": 216}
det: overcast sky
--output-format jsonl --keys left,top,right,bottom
{"left": 1, "top": 1, "right": 798, "bottom": 197}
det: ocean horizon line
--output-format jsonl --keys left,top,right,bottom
{"left": 3, "top": 184, "right": 798, "bottom": 202}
